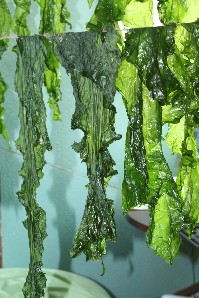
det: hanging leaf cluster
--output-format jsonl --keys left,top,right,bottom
{"left": 0, "top": 0, "right": 199, "bottom": 297}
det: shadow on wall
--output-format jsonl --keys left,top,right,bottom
{"left": 107, "top": 191, "right": 146, "bottom": 276}
{"left": 46, "top": 71, "right": 77, "bottom": 271}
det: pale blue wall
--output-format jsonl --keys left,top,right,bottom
{"left": 0, "top": 1, "right": 199, "bottom": 298}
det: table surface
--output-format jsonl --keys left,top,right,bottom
{"left": 127, "top": 209, "right": 150, "bottom": 232}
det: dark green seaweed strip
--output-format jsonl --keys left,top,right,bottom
{"left": 0, "top": 0, "right": 12, "bottom": 140}
{"left": 124, "top": 25, "right": 184, "bottom": 106}
{"left": 87, "top": 0, "right": 131, "bottom": 30}
{"left": 51, "top": 30, "right": 121, "bottom": 262}
{"left": 116, "top": 60, "right": 149, "bottom": 213}
{"left": 15, "top": 36, "right": 52, "bottom": 298}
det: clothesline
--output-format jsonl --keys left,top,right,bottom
{"left": 0, "top": 23, "right": 183, "bottom": 41}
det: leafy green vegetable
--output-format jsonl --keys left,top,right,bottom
{"left": 15, "top": 36, "right": 52, "bottom": 297}
{"left": 0, "top": 0, "right": 12, "bottom": 140}
{"left": 122, "top": 25, "right": 185, "bottom": 263}
{"left": 36, "top": 0, "right": 71, "bottom": 121}
{"left": 167, "top": 22, "right": 199, "bottom": 119}
{"left": 122, "top": 0, "right": 153, "bottom": 28}
{"left": 36, "top": 0, "right": 71, "bottom": 33}
{"left": 158, "top": 0, "right": 199, "bottom": 24}
{"left": 166, "top": 22, "right": 199, "bottom": 230}
{"left": 124, "top": 25, "right": 183, "bottom": 106}
{"left": 12, "top": 0, "right": 31, "bottom": 35}
{"left": 142, "top": 85, "right": 183, "bottom": 264}
{"left": 116, "top": 60, "right": 149, "bottom": 213}
{"left": 87, "top": 0, "right": 153, "bottom": 30}
{"left": 87, "top": 0, "right": 132, "bottom": 30}
{"left": 51, "top": 30, "right": 121, "bottom": 263}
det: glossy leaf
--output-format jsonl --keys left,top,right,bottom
{"left": 158, "top": 0, "right": 199, "bottom": 24}
{"left": 124, "top": 25, "right": 183, "bottom": 106}
{"left": 87, "top": 0, "right": 153, "bottom": 30}
{"left": 142, "top": 85, "right": 183, "bottom": 264}
{"left": 116, "top": 60, "right": 149, "bottom": 212}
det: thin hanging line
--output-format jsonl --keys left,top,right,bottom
{"left": 0, "top": 23, "right": 182, "bottom": 41}
{"left": 0, "top": 29, "right": 128, "bottom": 41}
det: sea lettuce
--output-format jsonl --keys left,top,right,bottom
{"left": 123, "top": 25, "right": 184, "bottom": 263}
{"left": 51, "top": 31, "right": 121, "bottom": 264}
{"left": 0, "top": 0, "right": 11, "bottom": 140}
{"left": 12, "top": 0, "right": 31, "bottom": 35}
{"left": 87, "top": 0, "right": 153, "bottom": 30}
{"left": 158, "top": 0, "right": 199, "bottom": 24}
{"left": 36, "top": 0, "right": 71, "bottom": 120}
{"left": 15, "top": 36, "right": 52, "bottom": 297}
{"left": 124, "top": 25, "right": 183, "bottom": 106}
{"left": 142, "top": 85, "right": 183, "bottom": 264}
{"left": 166, "top": 22, "right": 199, "bottom": 230}
{"left": 116, "top": 60, "right": 149, "bottom": 213}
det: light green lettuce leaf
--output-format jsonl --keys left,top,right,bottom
{"left": 142, "top": 85, "right": 183, "bottom": 264}
{"left": 0, "top": 0, "right": 11, "bottom": 140}
{"left": 36, "top": 0, "right": 71, "bottom": 120}
{"left": 116, "top": 60, "right": 149, "bottom": 212}
{"left": 122, "top": 0, "right": 153, "bottom": 28}
{"left": 12, "top": 0, "right": 31, "bottom": 35}
{"left": 158, "top": 0, "right": 199, "bottom": 24}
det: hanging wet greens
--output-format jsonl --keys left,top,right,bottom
{"left": 120, "top": 22, "right": 199, "bottom": 263}
{"left": 87, "top": 0, "right": 153, "bottom": 30}
{"left": 166, "top": 21, "right": 199, "bottom": 230}
{"left": 0, "top": 0, "right": 11, "bottom": 140}
{"left": 15, "top": 36, "right": 52, "bottom": 297}
{"left": 51, "top": 30, "right": 121, "bottom": 266}
{"left": 12, "top": 0, "right": 31, "bottom": 35}
{"left": 1, "top": 2, "right": 199, "bottom": 297}
{"left": 157, "top": 0, "right": 199, "bottom": 24}
{"left": 36, "top": 0, "right": 71, "bottom": 121}
{"left": 116, "top": 61, "right": 149, "bottom": 213}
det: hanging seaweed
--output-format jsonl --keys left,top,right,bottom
{"left": 0, "top": 0, "right": 11, "bottom": 140}
{"left": 142, "top": 85, "right": 183, "bottom": 264}
{"left": 158, "top": 0, "right": 199, "bottom": 24}
{"left": 36, "top": 0, "right": 71, "bottom": 120}
{"left": 87, "top": 0, "right": 153, "bottom": 30}
{"left": 166, "top": 22, "right": 199, "bottom": 230}
{"left": 15, "top": 36, "right": 52, "bottom": 297}
{"left": 51, "top": 30, "right": 121, "bottom": 266}
{"left": 116, "top": 60, "right": 149, "bottom": 213}
{"left": 12, "top": 0, "right": 31, "bottom": 35}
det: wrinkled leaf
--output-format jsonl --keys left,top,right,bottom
{"left": 51, "top": 30, "right": 121, "bottom": 263}
{"left": 36, "top": 0, "right": 71, "bottom": 121}
{"left": 12, "top": 0, "right": 31, "bottom": 35}
{"left": 124, "top": 25, "right": 183, "bottom": 106}
{"left": 116, "top": 60, "right": 149, "bottom": 212}
{"left": 0, "top": 0, "right": 12, "bottom": 140}
{"left": 15, "top": 36, "right": 52, "bottom": 297}
{"left": 142, "top": 85, "right": 183, "bottom": 264}
{"left": 158, "top": 0, "right": 199, "bottom": 24}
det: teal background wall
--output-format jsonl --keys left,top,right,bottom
{"left": 1, "top": 1, "right": 199, "bottom": 298}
